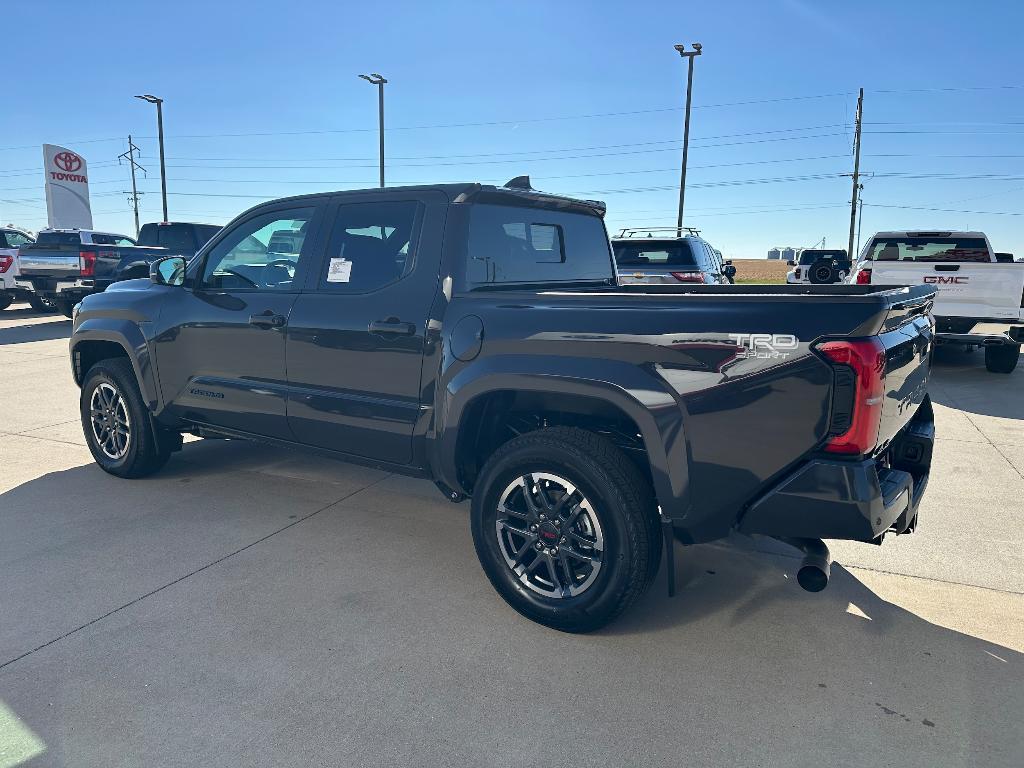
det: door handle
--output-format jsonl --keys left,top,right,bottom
{"left": 249, "top": 311, "right": 286, "bottom": 328}
{"left": 369, "top": 319, "right": 416, "bottom": 336}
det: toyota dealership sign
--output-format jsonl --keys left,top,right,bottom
{"left": 42, "top": 143, "right": 93, "bottom": 229}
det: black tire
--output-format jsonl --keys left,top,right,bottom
{"left": 80, "top": 358, "right": 174, "bottom": 478}
{"left": 0, "top": 294, "right": 12, "bottom": 311}
{"left": 471, "top": 426, "right": 661, "bottom": 633}
{"left": 52, "top": 299, "right": 74, "bottom": 319}
{"left": 27, "top": 294, "right": 57, "bottom": 313}
{"left": 985, "top": 344, "right": 1020, "bottom": 373}
{"left": 808, "top": 259, "right": 838, "bottom": 284}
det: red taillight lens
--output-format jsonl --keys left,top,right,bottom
{"left": 79, "top": 250, "right": 97, "bottom": 277}
{"left": 794, "top": 268, "right": 801, "bottom": 279}
{"left": 855, "top": 267, "right": 872, "bottom": 284}
{"left": 0, "top": 255, "right": 12, "bottom": 274}
{"left": 670, "top": 271, "right": 705, "bottom": 283}
{"left": 817, "top": 338, "right": 886, "bottom": 455}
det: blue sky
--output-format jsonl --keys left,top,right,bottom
{"left": 2, "top": 0, "right": 1022, "bottom": 258}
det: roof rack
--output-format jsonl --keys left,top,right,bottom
{"left": 615, "top": 226, "right": 701, "bottom": 239}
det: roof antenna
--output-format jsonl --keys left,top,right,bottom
{"left": 504, "top": 175, "right": 533, "bottom": 190}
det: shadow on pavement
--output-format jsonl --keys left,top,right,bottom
{"left": 929, "top": 346, "right": 1024, "bottom": 420}
{"left": 0, "top": 316, "right": 71, "bottom": 346}
{"left": 0, "top": 439, "right": 1021, "bottom": 765}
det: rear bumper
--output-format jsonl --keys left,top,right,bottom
{"left": 21, "top": 277, "right": 106, "bottom": 303}
{"left": 934, "top": 315, "right": 1024, "bottom": 346}
{"left": 737, "top": 418, "right": 933, "bottom": 542}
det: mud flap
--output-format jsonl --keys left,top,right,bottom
{"left": 661, "top": 516, "right": 676, "bottom": 597}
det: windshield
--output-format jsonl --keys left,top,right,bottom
{"left": 613, "top": 241, "right": 697, "bottom": 268}
{"left": 865, "top": 237, "right": 990, "bottom": 263}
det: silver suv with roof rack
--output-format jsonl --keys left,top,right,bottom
{"left": 611, "top": 226, "right": 736, "bottom": 285}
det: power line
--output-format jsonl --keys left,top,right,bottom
{"left": 864, "top": 203, "right": 1022, "bottom": 216}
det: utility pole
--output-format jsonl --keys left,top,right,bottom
{"left": 674, "top": 43, "right": 702, "bottom": 236}
{"left": 359, "top": 73, "right": 388, "bottom": 187}
{"left": 118, "top": 135, "right": 146, "bottom": 237}
{"left": 135, "top": 94, "right": 168, "bottom": 221}
{"left": 856, "top": 193, "right": 864, "bottom": 256}
{"left": 847, "top": 87, "right": 864, "bottom": 259}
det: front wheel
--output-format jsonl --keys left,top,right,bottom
{"left": 470, "top": 427, "right": 661, "bottom": 633}
{"left": 985, "top": 344, "right": 1020, "bottom": 373}
{"left": 80, "top": 358, "right": 174, "bottom": 477}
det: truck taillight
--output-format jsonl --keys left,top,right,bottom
{"left": 670, "top": 271, "right": 705, "bottom": 283}
{"left": 79, "top": 250, "right": 96, "bottom": 277}
{"left": 816, "top": 338, "right": 886, "bottom": 456}
{"left": 794, "top": 268, "right": 801, "bottom": 279}
{"left": 855, "top": 268, "right": 872, "bottom": 285}
{"left": 0, "top": 255, "right": 12, "bottom": 274}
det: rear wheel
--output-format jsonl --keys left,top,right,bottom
{"left": 985, "top": 344, "right": 1020, "bottom": 373}
{"left": 27, "top": 294, "right": 56, "bottom": 313}
{"left": 470, "top": 426, "right": 660, "bottom": 633}
{"left": 80, "top": 358, "right": 174, "bottom": 477}
{"left": 52, "top": 299, "right": 74, "bottom": 319}
{"left": 0, "top": 294, "right": 12, "bottom": 311}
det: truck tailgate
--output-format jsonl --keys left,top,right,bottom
{"left": 18, "top": 250, "right": 80, "bottom": 277}
{"left": 870, "top": 261, "right": 1024, "bottom": 320}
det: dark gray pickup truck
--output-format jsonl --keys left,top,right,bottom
{"left": 69, "top": 180, "right": 937, "bottom": 631}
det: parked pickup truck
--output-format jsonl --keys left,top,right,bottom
{"left": 0, "top": 226, "right": 55, "bottom": 312}
{"left": 69, "top": 180, "right": 937, "bottom": 632}
{"left": 849, "top": 230, "right": 1024, "bottom": 372}
{"left": 18, "top": 222, "right": 220, "bottom": 317}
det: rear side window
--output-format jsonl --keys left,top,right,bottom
{"left": 613, "top": 241, "right": 697, "bottom": 269}
{"left": 318, "top": 200, "right": 421, "bottom": 293}
{"left": 866, "top": 237, "right": 990, "bottom": 263}
{"left": 468, "top": 204, "right": 613, "bottom": 287}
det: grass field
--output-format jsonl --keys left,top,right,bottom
{"left": 731, "top": 259, "right": 789, "bottom": 284}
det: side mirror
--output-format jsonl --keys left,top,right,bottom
{"left": 150, "top": 255, "right": 186, "bottom": 286}
{"left": 786, "top": 259, "right": 796, "bottom": 266}
{"left": 724, "top": 264, "right": 737, "bottom": 278}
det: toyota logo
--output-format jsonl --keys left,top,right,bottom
{"left": 53, "top": 151, "right": 83, "bottom": 173}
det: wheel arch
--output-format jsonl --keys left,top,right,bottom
{"left": 71, "top": 321, "right": 158, "bottom": 409}
{"left": 434, "top": 360, "right": 688, "bottom": 517}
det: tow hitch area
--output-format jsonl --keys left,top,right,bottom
{"left": 775, "top": 537, "right": 832, "bottom": 592}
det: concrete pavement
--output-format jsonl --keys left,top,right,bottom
{"left": 1, "top": 307, "right": 1021, "bottom": 767}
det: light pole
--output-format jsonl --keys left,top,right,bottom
{"left": 359, "top": 73, "right": 387, "bottom": 188}
{"left": 135, "top": 94, "right": 168, "bottom": 221}
{"left": 673, "top": 43, "right": 701, "bottom": 236}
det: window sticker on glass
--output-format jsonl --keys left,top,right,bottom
{"left": 327, "top": 257, "right": 353, "bottom": 282}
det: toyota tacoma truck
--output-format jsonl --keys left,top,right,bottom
{"left": 849, "top": 230, "right": 1024, "bottom": 372}
{"left": 68, "top": 180, "right": 937, "bottom": 632}
{"left": 18, "top": 222, "right": 219, "bottom": 317}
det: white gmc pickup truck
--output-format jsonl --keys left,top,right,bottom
{"left": 848, "top": 231, "right": 1023, "bottom": 372}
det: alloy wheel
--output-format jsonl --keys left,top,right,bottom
{"left": 89, "top": 382, "right": 131, "bottom": 460}
{"left": 495, "top": 472, "right": 605, "bottom": 598}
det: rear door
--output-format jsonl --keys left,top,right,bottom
{"left": 865, "top": 235, "right": 1024, "bottom": 319}
{"left": 284, "top": 192, "right": 445, "bottom": 464}
{"left": 153, "top": 202, "right": 327, "bottom": 438}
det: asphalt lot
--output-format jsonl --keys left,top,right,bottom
{"left": 1, "top": 304, "right": 1022, "bottom": 768}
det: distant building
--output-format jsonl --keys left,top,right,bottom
{"left": 767, "top": 248, "right": 782, "bottom": 260}
{"left": 780, "top": 247, "right": 797, "bottom": 262}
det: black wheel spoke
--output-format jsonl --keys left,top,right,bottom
{"left": 495, "top": 472, "right": 604, "bottom": 599}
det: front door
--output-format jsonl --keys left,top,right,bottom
{"left": 153, "top": 204, "right": 324, "bottom": 439}
{"left": 286, "top": 193, "right": 444, "bottom": 465}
